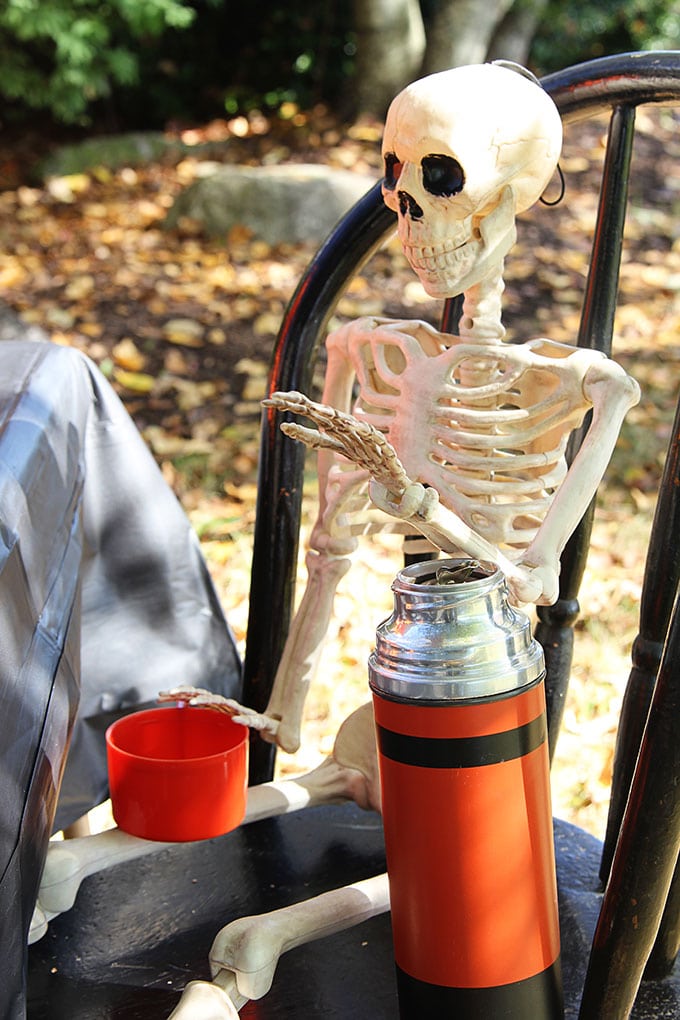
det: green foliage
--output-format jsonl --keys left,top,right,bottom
{"left": 531, "top": 0, "right": 680, "bottom": 72}
{"left": 4, "top": 0, "right": 677, "bottom": 131}
{"left": 0, "top": 0, "right": 199, "bottom": 123}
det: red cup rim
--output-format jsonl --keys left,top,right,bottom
{"left": 105, "top": 706, "right": 247, "bottom": 765}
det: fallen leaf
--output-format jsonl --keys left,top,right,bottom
{"left": 164, "top": 348, "right": 190, "bottom": 374}
{"left": 163, "top": 317, "right": 204, "bottom": 346}
{"left": 47, "top": 173, "right": 91, "bottom": 201}
{"left": 65, "top": 274, "right": 95, "bottom": 300}
{"left": 253, "top": 311, "right": 281, "bottom": 335}
{"left": 113, "top": 338, "right": 146, "bottom": 371}
{"left": 113, "top": 368, "right": 156, "bottom": 393}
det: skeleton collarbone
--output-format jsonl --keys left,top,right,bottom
{"left": 325, "top": 319, "right": 609, "bottom": 552}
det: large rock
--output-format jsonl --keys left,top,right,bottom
{"left": 164, "top": 163, "right": 378, "bottom": 244}
{"left": 38, "top": 132, "right": 173, "bottom": 179}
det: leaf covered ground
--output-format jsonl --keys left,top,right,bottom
{"left": 2, "top": 102, "right": 680, "bottom": 838}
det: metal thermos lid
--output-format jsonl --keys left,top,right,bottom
{"left": 368, "top": 558, "right": 545, "bottom": 701}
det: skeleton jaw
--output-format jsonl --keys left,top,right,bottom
{"left": 402, "top": 232, "right": 481, "bottom": 298}
{"left": 400, "top": 187, "right": 517, "bottom": 300}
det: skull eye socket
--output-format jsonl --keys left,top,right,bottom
{"left": 383, "top": 152, "right": 403, "bottom": 191}
{"left": 422, "top": 154, "right": 465, "bottom": 197}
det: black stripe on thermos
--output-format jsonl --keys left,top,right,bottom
{"left": 396, "top": 958, "right": 564, "bottom": 1018}
{"left": 376, "top": 711, "right": 547, "bottom": 768}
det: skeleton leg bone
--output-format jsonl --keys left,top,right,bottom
{"left": 168, "top": 873, "right": 391, "bottom": 1017}
{"left": 169, "top": 971, "right": 245, "bottom": 1020}
{"left": 30, "top": 704, "right": 378, "bottom": 941}
{"left": 168, "top": 970, "right": 245, "bottom": 1019}
{"left": 164, "top": 704, "right": 381, "bottom": 1016}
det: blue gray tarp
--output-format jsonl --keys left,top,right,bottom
{"left": 0, "top": 338, "right": 241, "bottom": 1018}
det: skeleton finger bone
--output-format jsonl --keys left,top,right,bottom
{"left": 265, "top": 390, "right": 411, "bottom": 494}
{"left": 157, "top": 686, "right": 280, "bottom": 737}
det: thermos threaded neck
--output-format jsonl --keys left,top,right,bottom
{"left": 368, "top": 558, "right": 545, "bottom": 701}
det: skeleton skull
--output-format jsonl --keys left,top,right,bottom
{"left": 382, "top": 63, "right": 563, "bottom": 299}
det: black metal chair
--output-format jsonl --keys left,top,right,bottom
{"left": 27, "top": 53, "right": 680, "bottom": 1019}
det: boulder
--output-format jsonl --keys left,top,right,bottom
{"left": 164, "top": 163, "right": 378, "bottom": 244}
{"left": 38, "top": 132, "right": 173, "bottom": 179}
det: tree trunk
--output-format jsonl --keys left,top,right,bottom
{"left": 351, "top": 0, "right": 425, "bottom": 116}
{"left": 420, "top": 0, "right": 516, "bottom": 73}
{"left": 487, "top": 0, "right": 548, "bottom": 67}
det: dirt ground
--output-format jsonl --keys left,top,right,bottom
{"left": 2, "top": 100, "right": 680, "bottom": 839}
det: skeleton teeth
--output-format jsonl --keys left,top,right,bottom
{"left": 405, "top": 240, "right": 477, "bottom": 273}
{"left": 405, "top": 238, "right": 467, "bottom": 261}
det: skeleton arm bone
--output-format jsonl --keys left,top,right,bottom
{"left": 270, "top": 391, "right": 543, "bottom": 604}
{"left": 261, "top": 550, "right": 353, "bottom": 752}
{"left": 161, "top": 553, "right": 355, "bottom": 754}
{"left": 252, "top": 318, "right": 446, "bottom": 752}
{"left": 369, "top": 479, "right": 543, "bottom": 604}
{"left": 518, "top": 359, "right": 640, "bottom": 603}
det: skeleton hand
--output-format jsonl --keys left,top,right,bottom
{"left": 264, "top": 390, "right": 411, "bottom": 497}
{"left": 158, "top": 687, "right": 279, "bottom": 738}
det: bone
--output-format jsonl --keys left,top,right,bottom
{"left": 265, "top": 390, "right": 412, "bottom": 494}
{"left": 30, "top": 705, "right": 378, "bottom": 941}
{"left": 29, "top": 827, "right": 175, "bottom": 942}
{"left": 167, "top": 971, "right": 245, "bottom": 1019}
{"left": 167, "top": 873, "right": 391, "bottom": 1016}
{"left": 164, "top": 705, "right": 380, "bottom": 1016}
{"left": 261, "top": 549, "right": 352, "bottom": 752}
{"left": 157, "top": 686, "right": 280, "bottom": 737}
{"left": 265, "top": 388, "right": 542, "bottom": 604}
{"left": 368, "top": 479, "right": 543, "bottom": 605}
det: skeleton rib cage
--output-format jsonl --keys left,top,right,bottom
{"left": 318, "top": 318, "right": 604, "bottom": 555}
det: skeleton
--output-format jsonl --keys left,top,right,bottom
{"left": 223, "top": 60, "right": 640, "bottom": 755}
{"left": 33, "top": 64, "right": 640, "bottom": 1017}
{"left": 160, "top": 62, "right": 640, "bottom": 1016}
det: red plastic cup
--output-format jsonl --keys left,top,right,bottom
{"left": 106, "top": 706, "right": 248, "bottom": 842}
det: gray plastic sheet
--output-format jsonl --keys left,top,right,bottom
{"left": 0, "top": 338, "right": 241, "bottom": 1018}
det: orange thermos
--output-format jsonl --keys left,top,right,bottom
{"left": 369, "top": 558, "right": 563, "bottom": 1018}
